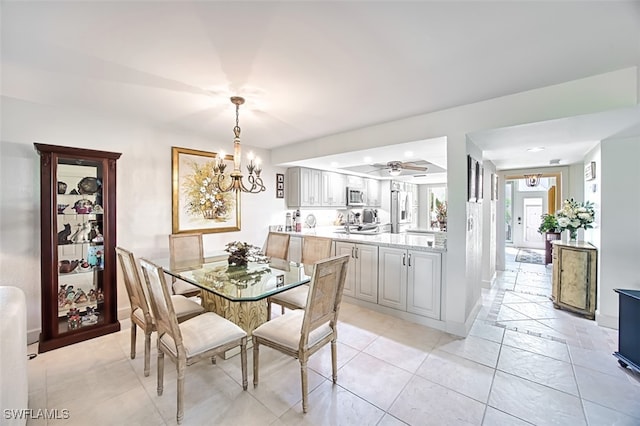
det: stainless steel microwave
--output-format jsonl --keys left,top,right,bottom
{"left": 346, "top": 187, "right": 366, "bottom": 206}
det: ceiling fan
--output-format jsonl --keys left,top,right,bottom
{"left": 370, "top": 161, "right": 428, "bottom": 177}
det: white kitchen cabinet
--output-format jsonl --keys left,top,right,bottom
{"left": 378, "top": 247, "right": 441, "bottom": 319}
{"left": 286, "top": 167, "right": 322, "bottom": 207}
{"left": 378, "top": 247, "right": 407, "bottom": 310}
{"left": 346, "top": 175, "right": 365, "bottom": 188}
{"left": 335, "top": 241, "right": 378, "bottom": 302}
{"left": 321, "top": 171, "right": 346, "bottom": 206}
{"left": 407, "top": 251, "right": 441, "bottom": 319}
{"left": 365, "top": 178, "right": 381, "bottom": 207}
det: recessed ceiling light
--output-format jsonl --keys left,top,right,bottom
{"left": 527, "top": 147, "right": 545, "bottom": 152}
{"left": 404, "top": 151, "right": 414, "bottom": 157}
{"left": 363, "top": 156, "right": 372, "bottom": 163}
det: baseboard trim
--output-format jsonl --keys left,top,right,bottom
{"left": 595, "top": 311, "right": 618, "bottom": 330}
{"left": 482, "top": 272, "right": 497, "bottom": 289}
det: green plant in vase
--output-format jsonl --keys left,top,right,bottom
{"left": 537, "top": 213, "right": 559, "bottom": 234}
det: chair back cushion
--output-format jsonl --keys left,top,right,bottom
{"left": 139, "top": 258, "right": 184, "bottom": 354}
{"left": 116, "top": 247, "right": 151, "bottom": 321}
{"left": 300, "top": 254, "right": 350, "bottom": 349}
{"left": 169, "top": 234, "right": 204, "bottom": 271}
{"left": 265, "top": 232, "right": 290, "bottom": 260}
{"left": 301, "top": 236, "right": 333, "bottom": 276}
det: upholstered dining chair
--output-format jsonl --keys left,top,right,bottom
{"left": 264, "top": 231, "right": 290, "bottom": 261}
{"left": 139, "top": 258, "right": 248, "bottom": 425}
{"left": 252, "top": 254, "right": 350, "bottom": 413}
{"left": 169, "top": 233, "right": 204, "bottom": 298}
{"left": 116, "top": 247, "right": 204, "bottom": 377}
{"left": 267, "top": 236, "right": 333, "bottom": 318}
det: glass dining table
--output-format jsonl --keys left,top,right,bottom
{"left": 156, "top": 257, "right": 310, "bottom": 336}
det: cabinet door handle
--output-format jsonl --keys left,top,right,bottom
{"left": 351, "top": 247, "right": 355, "bottom": 258}
{"left": 408, "top": 253, "right": 412, "bottom": 267}
{"left": 402, "top": 253, "right": 406, "bottom": 266}
{"left": 355, "top": 247, "right": 359, "bottom": 259}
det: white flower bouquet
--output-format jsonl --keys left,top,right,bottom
{"left": 556, "top": 198, "right": 595, "bottom": 240}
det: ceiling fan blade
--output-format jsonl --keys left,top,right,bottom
{"left": 401, "top": 164, "right": 428, "bottom": 171}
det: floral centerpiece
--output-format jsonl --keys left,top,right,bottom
{"left": 556, "top": 198, "right": 595, "bottom": 241}
{"left": 435, "top": 200, "right": 447, "bottom": 231}
{"left": 225, "top": 241, "right": 268, "bottom": 267}
{"left": 182, "top": 160, "right": 235, "bottom": 220}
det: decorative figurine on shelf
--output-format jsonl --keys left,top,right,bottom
{"left": 73, "top": 199, "right": 93, "bottom": 214}
{"left": 58, "top": 259, "right": 79, "bottom": 274}
{"left": 57, "top": 223, "right": 72, "bottom": 245}
{"left": 58, "top": 285, "right": 67, "bottom": 307}
{"left": 87, "top": 288, "right": 97, "bottom": 302}
{"left": 83, "top": 306, "right": 98, "bottom": 325}
{"left": 67, "top": 307, "right": 81, "bottom": 329}
{"left": 57, "top": 181, "right": 67, "bottom": 195}
{"left": 70, "top": 222, "right": 92, "bottom": 243}
{"left": 96, "top": 288, "right": 104, "bottom": 302}
{"left": 73, "top": 288, "right": 88, "bottom": 304}
{"left": 77, "top": 177, "right": 101, "bottom": 195}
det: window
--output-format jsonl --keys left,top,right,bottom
{"left": 427, "top": 186, "right": 447, "bottom": 231}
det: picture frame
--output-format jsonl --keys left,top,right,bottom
{"left": 467, "top": 155, "right": 476, "bottom": 202}
{"left": 476, "top": 163, "right": 484, "bottom": 202}
{"left": 495, "top": 175, "right": 499, "bottom": 200}
{"left": 171, "top": 146, "right": 240, "bottom": 234}
{"left": 585, "top": 161, "right": 596, "bottom": 181}
{"left": 276, "top": 173, "right": 285, "bottom": 198}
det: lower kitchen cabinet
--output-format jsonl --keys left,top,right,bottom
{"left": 378, "top": 246, "right": 441, "bottom": 319}
{"left": 335, "top": 241, "right": 378, "bottom": 302}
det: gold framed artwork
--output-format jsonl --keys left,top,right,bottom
{"left": 171, "top": 146, "right": 240, "bottom": 234}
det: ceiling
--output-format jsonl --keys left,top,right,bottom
{"left": 2, "top": 1, "right": 639, "bottom": 174}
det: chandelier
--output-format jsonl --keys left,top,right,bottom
{"left": 524, "top": 173, "right": 543, "bottom": 187}
{"left": 213, "top": 96, "right": 266, "bottom": 193}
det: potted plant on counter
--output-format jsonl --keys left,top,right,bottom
{"left": 538, "top": 213, "right": 560, "bottom": 264}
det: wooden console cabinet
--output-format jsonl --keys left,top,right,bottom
{"left": 551, "top": 241, "right": 597, "bottom": 319}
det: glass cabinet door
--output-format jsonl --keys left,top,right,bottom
{"left": 56, "top": 159, "right": 105, "bottom": 333}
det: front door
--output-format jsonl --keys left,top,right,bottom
{"left": 523, "top": 198, "right": 543, "bottom": 248}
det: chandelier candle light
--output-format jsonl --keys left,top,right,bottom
{"left": 212, "top": 96, "right": 266, "bottom": 194}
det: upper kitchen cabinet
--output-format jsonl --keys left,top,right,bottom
{"left": 286, "top": 167, "right": 322, "bottom": 207}
{"left": 321, "top": 171, "right": 346, "bottom": 207}
{"left": 365, "top": 178, "right": 381, "bottom": 207}
{"left": 346, "top": 175, "right": 365, "bottom": 188}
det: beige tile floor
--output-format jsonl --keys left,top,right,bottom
{"left": 27, "top": 249, "right": 640, "bottom": 425}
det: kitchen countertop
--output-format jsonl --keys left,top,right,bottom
{"left": 283, "top": 227, "right": 447, "bottom": 252}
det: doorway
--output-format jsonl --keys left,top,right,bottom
{"left": 523, "top": 198, "right": 543, "bottom": 248}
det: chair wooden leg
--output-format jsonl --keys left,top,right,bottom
{"left": 300, "top": 360, "right": 309, "bottom": 413}
{"left": 331, "top": 339, "right": 338, "bottom": 383}
{"left": 240, "top": 337, "right": 248, "bottom": 390}
{"left": 130, "top": 322, "right": 137, "bottom": 359}
{"left": 267, "top": 299, "right": 272, "bottom": 320}
{"left": 211, "top": 355, "right": 216, "bottom": 365}
{"left": 281, "top": 305, "right": 285, "bottom": 315}
{"left": 157, "top": 347, "right": 164, "bottom": 396}
{"left": 252, "top": 338, "right": 259, "bottom": 387}
{"left": 144, "top": 330, "right": 152, "bottom": 377}
{"left": 176, "top": 359, "right": 186, "bottom": 425}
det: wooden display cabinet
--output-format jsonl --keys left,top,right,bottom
{"left": 551, "top": 240, "right": 597, "bottom": 319}
{"left": 35, "top": 143, "right": 121, "bottom": 352}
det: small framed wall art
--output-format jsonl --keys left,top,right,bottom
{"left": 467, "top": 155, "right": 476, "bottom": 202}
{"left": 276, "top": 173, "right": 285, "bottom": 198}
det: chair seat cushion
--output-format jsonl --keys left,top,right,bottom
{"left": 172, "top": 280, "right": 201, "bottom": 296}
{"left": 270, "top": 285, "right": 308, "bottom": 309}
{"left": 252, "top": 309, "right": 332, "bottom": 351}
{"left": 160, "top": 312, "right": 246, "bottom": 358}
{"left": 170, "top": 295, "right": 205, "bottom": 319}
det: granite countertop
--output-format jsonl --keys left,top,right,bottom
{"left": 283, "top": 227, "right": 447, "bottom": 253}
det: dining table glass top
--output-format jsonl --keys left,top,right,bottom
{"left": 157, "top": 258, "right": 310, "bottom": 302}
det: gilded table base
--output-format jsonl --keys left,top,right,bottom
{"left": 200, "top": 292, "right": 267, "bottom": 336}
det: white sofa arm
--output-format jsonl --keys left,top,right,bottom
{"left": 0, "top": 286, "right": 28, "bottom": 426}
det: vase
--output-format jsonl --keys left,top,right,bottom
{"left": 569, "top": 229, "right": 578, "bottom": 242}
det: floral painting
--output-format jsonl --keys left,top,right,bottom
{"left": 172, "top": 147, "right": 240, "bottom": 234}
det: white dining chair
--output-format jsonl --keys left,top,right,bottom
{"left": 252, "top": 254, "right": 350, "bottom": 413}
{"left": 116, "top": 247, "right": 204, "bottom": 376}
{"left": 139, "top": 257, "right": 248, "bottom": 425}
{"left": 267, "top": 236, "right": 333, "bottom": 318}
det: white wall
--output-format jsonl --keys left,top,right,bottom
{"left": 481, "top": 161, "right": 497, "bottom": 288}
{"left": 597, "top": 136, "right": 640, "bottom": 328}
{"left": 0, "top": 97, "right": 288, "bottom": 343}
